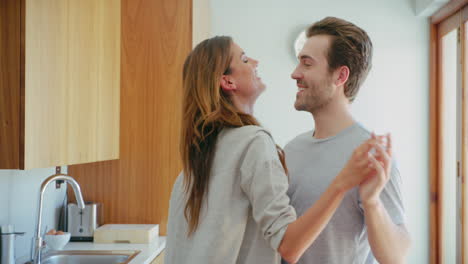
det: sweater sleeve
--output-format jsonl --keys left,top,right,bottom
{"left": 240, "top": 131, "right": 297, "bottom": 251}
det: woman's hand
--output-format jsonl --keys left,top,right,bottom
{"left": 332, "top": 136, "right": 382, "bottom": 192}
{"left": 359, "top": 133, "right": 392, "bottom": 207}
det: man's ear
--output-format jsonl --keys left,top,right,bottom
{"left": 220, "top": 75, "right": 237, "bottom": 92}
{"left": 334, "top": 66, "right": 350, "bottom": 87}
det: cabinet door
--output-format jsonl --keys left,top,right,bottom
{"left": 0, "top": 0, "right": 21, "bottom": 169}
{"left": 23, "top": 0, "right": 120, "bottom": 169}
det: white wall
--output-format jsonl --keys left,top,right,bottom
{"left": 0, "top": 167, "right": 67, "bottom": 260}
{"left": 193, "top": 0, "right": 212, "bottom": 47}
{"left": 211, "top": 0, "right": 429, "bottom": 262}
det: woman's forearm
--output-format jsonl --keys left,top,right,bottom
{"left": 278, "top": 178, "right": 346, "bottom": 264}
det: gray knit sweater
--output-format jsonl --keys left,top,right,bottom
{"left": 165, "top": 125, "right": 297, "bottom": 264}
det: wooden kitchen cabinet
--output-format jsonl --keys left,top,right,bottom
{"left": 67, "top": 0, "right": 213, "bottom": 236}
{"left": 68, "top": 0, "right": 191, "bottom": 235}
{"left": 0, "top": 0, "right": 120, "bottom": 169}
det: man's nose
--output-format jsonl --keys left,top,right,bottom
{"left": 291, "top": 68, "right": 301, "bottom": 79}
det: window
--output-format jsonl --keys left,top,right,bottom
{"left": 430, "top": 2, "right": 468, "bottom": 263}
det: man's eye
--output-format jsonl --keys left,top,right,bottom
{"left": 243, "top": 58, "right": 249, "bottom": 63}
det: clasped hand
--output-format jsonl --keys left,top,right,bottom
{"left": 336, "top": 133, "right": 392, "bottom": 207}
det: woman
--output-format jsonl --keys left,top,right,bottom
{"left": 165, "top": 36, "right": 385, "bottom": 264}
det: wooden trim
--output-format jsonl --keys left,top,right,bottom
{"left": 19, "top": 0, "right": 25, "bottom": 169}
{"left": 439, "top": 11, "right": 461, "bottom": 37}
{"left": 437, "top": 26, "right": 446, "bottom": 264}
{"left": 429, "top": 23, "right": 441, "bottom": 264}
{"left": 462, "top": 18, "right": 467, "bottom": 264}
{"left": 431, "top": 0, "right": 468, "bottom": 24}
{"left": 464, "top": 4, "right": 468, "bottom": 21}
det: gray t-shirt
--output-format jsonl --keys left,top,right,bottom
{"left": 165, "top": 126, "right": 297, "bottom": 264}
{"left": 284, "top": 123, "right": 405, "bottom": 264}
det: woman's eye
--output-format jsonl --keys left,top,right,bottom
{"left": 242, "top": 56, "right": 249, "bottom": 63}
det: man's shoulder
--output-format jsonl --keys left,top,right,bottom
{"left": 346, "top": 122, "right": 372, "bottom": 142}
{"left": 284, "top": 130, "right": 313, "bottom": 151}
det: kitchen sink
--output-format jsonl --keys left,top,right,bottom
{"left": 39, "top": 250, "right": 140, "bottom": 264}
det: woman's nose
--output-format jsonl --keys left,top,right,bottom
{"left": 251, "top": 57, "right": 259, "bottom": 67}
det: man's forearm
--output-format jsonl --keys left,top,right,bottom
{"left": 363, "top": 200, "right": 411, "bottom": 264}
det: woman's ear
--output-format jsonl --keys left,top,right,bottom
{"left": 220, "top": 75, "right": 237, "bottom": 92}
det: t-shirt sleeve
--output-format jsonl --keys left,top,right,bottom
{"left": 240, "top": 131, "right": 297, "bottom": 251}
{"left": 360, "top": 159, "right": 406, "bottom": 225}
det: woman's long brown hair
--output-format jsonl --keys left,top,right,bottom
{"left": 181, "top": 36, "right": 287, "bottom": 236}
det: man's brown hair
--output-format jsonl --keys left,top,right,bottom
{"left": 307, "top": 17, "right": 373, "bottom": 102}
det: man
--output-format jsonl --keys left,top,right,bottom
{"left": 284, "top": 17, "right": 411, "bottom": 264}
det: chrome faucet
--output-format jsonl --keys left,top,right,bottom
{"left": 32, "top": 173, "right": 85, "bottom": 264}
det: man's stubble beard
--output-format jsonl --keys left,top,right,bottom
{"left": 294, "top": 78, "right": 335, "bottom": 114}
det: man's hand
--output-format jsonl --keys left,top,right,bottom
{"left": 333, "top": 137, "right": 381, "bottom": 192}
{"left": 359, "top": 133, "right": 392, "bottom": 207}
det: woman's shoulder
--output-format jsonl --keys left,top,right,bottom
{"left": 218, "top": 125, "right": 276, "bottom": 154}
{"left": 221, "top": 125, "right": 272, "bottom": 139}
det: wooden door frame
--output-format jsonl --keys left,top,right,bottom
{"left": 430, "top": 1, "right": 468, "bottom": 263}
{"left": 463, "top": 11, "right": 468, "bottom": 262}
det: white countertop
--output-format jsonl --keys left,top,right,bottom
{"left": 17, "top": 236, "right": 166, "bottom": 264}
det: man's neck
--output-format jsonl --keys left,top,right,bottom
{"left": 312, "top": 100, "right": 355, "bottom": 139}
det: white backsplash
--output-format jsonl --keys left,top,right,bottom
{"left": 0, "top": 166, "right": 68, "bottom": 260}
{"left": 0, "top": 171, "right": 11, "bottom": 224}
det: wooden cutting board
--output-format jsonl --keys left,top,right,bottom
{"left": 94, "top": 224, "right": 159, "bottom": 244}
